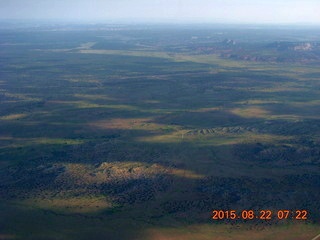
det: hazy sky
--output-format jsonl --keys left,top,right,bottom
{"left": 0, "top": 0, "right": 319, "bottom": 24}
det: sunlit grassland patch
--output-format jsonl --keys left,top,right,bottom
{"left": 252, "top": 86, "right": 310, "bottom": 93}
{"left": 230, "top": 106, "right": 271, "bottom": 119}
{"left": 73, "top": 93, "right": 115, "bottom": 101}
{"left": 22, "top": 195, "right": 114, "bottom": 214}
{"left": 77, "top": 48, "right": 260, "bottom": 69}
{"left": 143, "top": 100, "right": 161, "bottom": 104}
{"left": 173, "top": 54, "right": 249, "bottom": 68}
{"left": 65, "top": 77, "right": 102, "bottom": 86}
{"left": 0, "top": 113, "right": 28, "bottom": 120}
{"left": 197, "top": 133, "right": 291, "bottom": 146}
{"left": 136, "top": 130, "right": 189, "bottom": 144}
{"left": 229, "top": 104, "right": 319, "bottom": 120}
{"left": 235, "top": 99, "right": 281, "bottom": 105}
{"left": 76, "top": 42, "right": 96, "bottom": 50}
{"left": 189, "top": 107, "right": 221, "bottom": 113}
{"left": 31, "top": 138, "right": 84, "bottom": 145}
{"left": 89, "top": 117, "right": 179, "bottom": 132}
{"left": 47, "top": 100, "right": 140, "bottom": 111}
{"left": 70, "top": 101, "right": 109, "bottom": 109}
{"left": 291, "top": 100, "right": 320, "bottom": 106}
{"left": 250, "top": 63, "right": 316, "bottom": 72}
{"left": 0, "top": 137, "right": 84, "bottom": 149}
{"left": 36, "top": 42, "right": 97, "bottom": 53}
{"left": 57, "top": 161, "right": 204, "bottom": 186}
{"left": 275, "top": 65, "right": 320, "bottom": 80}
{"left": 137, "top": 129, "right": 290, "bottom": 146}
{"left": 1, "top": 92, "right": 42, "bottom": 102}
{"left": 182, "top": 54, "right": 319, "bottom": 81}
{"left": 78, "top": 49, "right": 250, "bottom": 70}
{"left": 79, "top": 49, "right": 172, "bottom": 59}
{"left": 236, "top": 80, "right": 313, "bottom": 98}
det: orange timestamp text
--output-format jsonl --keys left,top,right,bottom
{"left": 212, "top": 210, "right": 308, "bottom": 220}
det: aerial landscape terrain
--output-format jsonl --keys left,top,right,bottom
{"left": 1, "top": 22, "right": 320, "bottom": 239}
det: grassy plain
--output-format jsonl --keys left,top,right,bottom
{"left": 1, "top": 24, "right": 320, "bottom": 239}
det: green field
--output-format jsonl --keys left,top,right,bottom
{"left": 1, "top": 24, "right": 320, "bottom": 239}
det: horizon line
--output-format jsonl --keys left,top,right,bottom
{"left": 1, "top": 18, "right": 320, "bottom": 26}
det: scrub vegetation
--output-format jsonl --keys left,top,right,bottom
{"left": 1, "top": 23, "right": 320, "bottom": 239}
